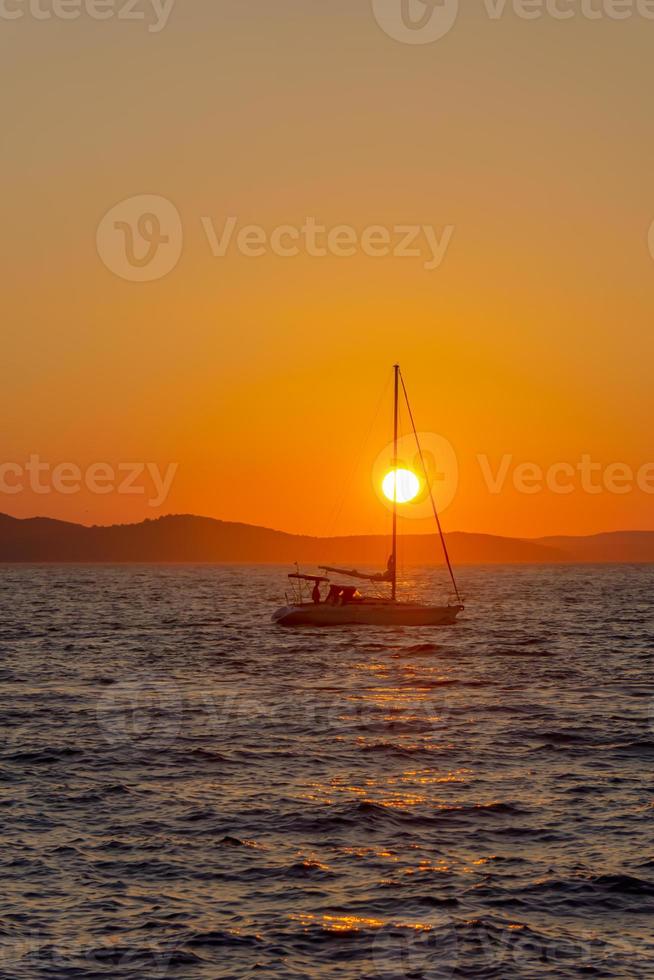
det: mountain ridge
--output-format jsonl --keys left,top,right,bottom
{"left": 0, "top": 513, "right": 652, "bottom": 564}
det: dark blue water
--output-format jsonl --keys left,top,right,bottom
{"left": 0, "top": 564, "right": 652, "bottom": 978}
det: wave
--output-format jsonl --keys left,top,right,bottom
{"left": 3, "top": 564, "right": 653, "bottom": 980}
{"left": 186, "top": 929, "right": 262, "bottom": 949}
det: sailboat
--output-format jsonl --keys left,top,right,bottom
{"left": 272, "top": 365, "right": 464, "bottom": 627}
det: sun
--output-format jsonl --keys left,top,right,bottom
{"left": 382, "top": 468, "right": 420, "bottom": 504}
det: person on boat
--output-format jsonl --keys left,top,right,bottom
{"left": 326, "top": 585, "right": 342, "bottom": 605}
{"left": 386, "top": 554, "right": 395, "bottom": 582}
{"left": 311, "top": 582, "right": 321, "bottom": 604}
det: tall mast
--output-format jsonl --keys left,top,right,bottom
{"left": 391, "top": 363, "right": 399, "bottom": 601}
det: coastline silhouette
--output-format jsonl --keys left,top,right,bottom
{"left": 0, "top": 512, "right": 651, "bottom": 564}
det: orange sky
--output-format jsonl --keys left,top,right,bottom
{"left": 2, "top": 4, "right": 653, "bottom": 537}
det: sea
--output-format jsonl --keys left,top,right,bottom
{"left": 0, "top": 563, "right": 652, "bottom": 979}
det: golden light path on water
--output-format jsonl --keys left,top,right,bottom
{"left": 3, "top": 564, "right": 650, "bottom": 977}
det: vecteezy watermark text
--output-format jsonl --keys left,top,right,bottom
{"left": 96, "top": 195, "right": 455, "bottom": 281}
{"left": 201, "top": 216, "right": 454, "bottom": 271}
{"left": 372, "top": 437, "right": 654, "bottom": 518}
{"left": 0, "top": 456, "right": 178, "bottom": 507}
{"left": 372, "top": 0, "right": 654, "bottom": 45}
{"left": 0, "top": 0, "right": 175, "bottom": 31}
{"left": 479, "top": 454, "right": 654, "bottom": 495}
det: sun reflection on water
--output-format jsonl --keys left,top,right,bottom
{"left": 291, "top": 913, "right": 434, "bottom": 934}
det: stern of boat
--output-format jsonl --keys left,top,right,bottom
{"left": 272, "top": 605, "right": 294, "bottom": 624}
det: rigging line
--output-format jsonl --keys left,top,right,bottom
{"left": 399, "top": 369, "right": 463, "bottom": 606}
{"left": 323, "top": 368, "right": 393, "bottom": 540}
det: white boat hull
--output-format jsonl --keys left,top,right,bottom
{"left": 272, "top": 601, "right": 463, "bottom": 627}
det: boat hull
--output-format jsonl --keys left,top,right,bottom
{"left": 272, "top": 602, "right": 463, "bottom": 627}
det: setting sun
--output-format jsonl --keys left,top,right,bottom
{"left": 382, "top": 468, "right": 420, "bottom": 504}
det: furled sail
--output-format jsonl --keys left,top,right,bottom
{"left": 319, "top": 555, "right": 394, "bottom": 583}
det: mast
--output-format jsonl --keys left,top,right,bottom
{"left": 391, "top": 363, "right": 399, "bottom": 601}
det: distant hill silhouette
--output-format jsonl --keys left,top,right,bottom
{"left": 0, "top": 513, "right": 652, "bottom": 564}
{"left": 538, "top": 531, "right": 654, "bottom": 564}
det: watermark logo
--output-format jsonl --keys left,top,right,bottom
{"left": 0, "top": 931, "right": 192, "bottom": 978}
{"left": 372, "top": 0, "right": 459, "bottom": 44}
{"left": 97, "top": 201, "right": 455, "bottom": 281}
{"left": 647, "top": 218, "right": 654, "bottom": 265}
{"left": 372, "top": 0, "right": 654, "bottom": 44}
{"left": 372, "top": 913, "right": 458, "bottom": 979}
{"left": 373, "top": 431, "right": 459, "bottom": 518}
{"left": 97, "top": 678, "right": 183, "bottom": 746}
{"left": 370, "top": 435, "right": 654, "bottom": 517}
{"left": 96, "top": 195, "right": 183, "bottom": 282}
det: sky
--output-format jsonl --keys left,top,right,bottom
{"left": 1, "top": 0, "right": 653, "bottom": 538}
